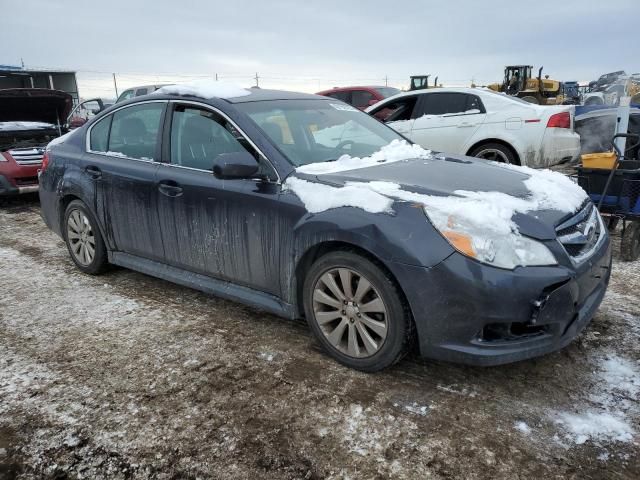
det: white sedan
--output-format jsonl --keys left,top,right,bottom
{"left": 365, "top": 87, "right": 580, "bottom": 167}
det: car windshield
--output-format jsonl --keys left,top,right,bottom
{"left": 237, "top": 99, "right": 404, "bottom": 167}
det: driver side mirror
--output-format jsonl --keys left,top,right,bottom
{"left": 212, "top": 151, "right": 259, "bottom": 179}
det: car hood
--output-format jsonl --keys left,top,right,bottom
{"left": 0, "top": 88, "right": 73, "bottom": 125}
{"left": 308, "top": 154, "right": 575, "bottom": 240}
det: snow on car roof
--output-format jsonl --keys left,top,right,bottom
{"left": 154, "top": 80, "right": 252, "bottom": 100}
{"left": 152, "top": 80, "right": 322, "bottom": 103}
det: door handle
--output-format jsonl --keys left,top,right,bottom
{"left": 85, "top": 165, "right": 102, "bottom": 179}
{"left": 158, "top": 180, "right": 183, "bottom": 197}
{"left": 458, "top": 122, "right": 474, "bottom": 128}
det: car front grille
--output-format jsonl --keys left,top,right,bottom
{"left": 556, "top": 203, "right": 602, "bottom": 262}
{"left": 8, "top": 147, "right": 45, "bottom": 165}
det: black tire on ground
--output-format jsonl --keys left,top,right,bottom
{"left": 607, "top": 216, "right": 619, "bottom": 232}
{"left": 520, "top": 95, "right": 540, "bottom": 104}
{"left": 469, "top": 142, "right": 519, "bottom": 165}
{"left": 63, "top": 199, "right": 109, "bottom": 274}
{"left": 303, "top": 250, "right": 413, "bottom": 372}
{"left": 621, "top": 222, "right": 640, "bottom": 262}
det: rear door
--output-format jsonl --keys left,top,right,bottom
{"left": 154, "top": 102, "right": 282, "bottom": 294}
{"left": 411, "top": 92, "right": 487, "bottom": 153}
{"left": 85, "top": 101, "right": 166, "bottom": 260}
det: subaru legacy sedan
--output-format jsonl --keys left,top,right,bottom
{"left": 39, "top": 83, "right": 611, "bottom": 372}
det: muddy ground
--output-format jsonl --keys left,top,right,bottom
{"left": 0, "top": 195, "right": 638, "bottom": 479}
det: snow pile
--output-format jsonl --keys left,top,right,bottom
{"left": 283, "top": 177, "right": 393, "bottom": 214}
{"left": 296, "top": 139, "right": 432, "bottom": 174}
{"left": 555, "top": 412, "right": 634, "bottom": 444}
{"left": 46, "top": 130, "right": 73, "bottom": 151}
{"left": 599, "top": 356, "right": 640, "bottom": 398}
{"left": 154, "top": 80, "right": 251, "bottom": 99}
{"left": 0, "top": 121, "right": 56, "bottom": 131}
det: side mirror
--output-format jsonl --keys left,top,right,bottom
{"left": 213, "top": 151, "right": 259, "bottom": 179}
{"left": 367, "top": 99, "right": 379, "bottom": 107}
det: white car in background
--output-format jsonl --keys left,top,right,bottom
{"left": 365, "top": 87, "right": 580, "bottom": 167}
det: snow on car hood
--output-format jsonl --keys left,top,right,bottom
{"left": 284, "top": 141, "right": 588, "bottom": 240}
{"left": 153, "top": 80, "right": 251, "bottom": 100}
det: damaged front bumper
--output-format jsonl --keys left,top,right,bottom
{"left": 389, "top": 234, "right": 612, "bottom": 366}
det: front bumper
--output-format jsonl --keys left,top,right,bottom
{"left": 391, "top": 234, "right": 612, "bottom": 366}
{"left": 0, "top": 155, "right": 41, "bottom": 196}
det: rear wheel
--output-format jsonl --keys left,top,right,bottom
{"left": 303, "top": 251, "right": 413, "bottom": 372}
{"left": 521, "top": 95, "right": 539, "bottom": 104}
{"left": 64, "top": 200, "right": 108, "bottom": 274}
{"left": 621, "top": 222, "right": 640, "bottom": 261}
{"left": 469, "top": 142, "right": 518, "bottom": 165}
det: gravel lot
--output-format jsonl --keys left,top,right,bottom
{"left": 1, "top": 195, "right": 639, "bottom": 479}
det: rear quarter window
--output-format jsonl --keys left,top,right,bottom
{"left": 89, "top": 116, "right": 112, "bottom": 152}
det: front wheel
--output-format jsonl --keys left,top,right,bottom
{"left": 63, "top": 200, "right": 108, "bottom": 274}
{"left": 303, "top": 251, "right": 413, "bottom": 372}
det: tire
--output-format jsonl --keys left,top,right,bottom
{"left": 521, "top": 96, "right": 539, "bottom": 104}
{"left": 63, "top": 200, "right": 108, "bottom": 274}
{"left": 621, "top": 222, "right": 640, "bottom": 262}
{"left": 469, "top": 142, "right": 518, "bottom": 165}
{"left": 303, "top": 250, "right": 413, "bottom": 372}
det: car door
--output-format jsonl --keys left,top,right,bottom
{"left": 411, "top": 92, "right": 487, "bottom": 153}
{"left": 85, "top": 101, "right": 167, "bottom": 261}
{"left": 154, "top": 102, "right": 282, "bottom": 294}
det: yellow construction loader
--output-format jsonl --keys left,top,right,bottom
{"left": 488, "top": 65, "right": 564, "bottom": 105}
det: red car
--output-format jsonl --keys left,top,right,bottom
{"left": 315, "top": 85, "right": 400, "bottom": 110}
{"left": 0, "top": 89, "right": 71, "bottom": 196}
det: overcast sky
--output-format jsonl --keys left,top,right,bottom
{"left": 1, "top": 0, "right": 636, "bottom": 98}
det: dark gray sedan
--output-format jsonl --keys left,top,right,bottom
{"left": 39, "top": 85, "right": 611, "bottom": 371}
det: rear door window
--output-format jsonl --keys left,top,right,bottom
{"left": 135, "top": 88, "right": 148, "bottom": 96}
{"left": 107, "top": 103, "right": 164, "bottom": 160}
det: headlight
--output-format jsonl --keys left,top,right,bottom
{"left": 424, "top": 207, "right": 557, "bottom": 269}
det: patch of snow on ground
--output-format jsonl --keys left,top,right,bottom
{"left": 296, "top": 139, "right": 432, "bottom": 174}
{"left": 283, "top": 177, "right": 393, "bottom": 214}
{"left": 554, "top": 354, "right": 639, "bottom": 446}
{"left": 154, "top": 80, "right": 250, "bottom": 99}
{"left": 514, "top": 421, "right": 531, "bottom": 434}
{"left": 555, "top": 411, "right": 634, "bottom": 444}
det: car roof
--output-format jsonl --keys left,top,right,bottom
{"left": 226, "top": 88, "right": 325, "bottom": 103}
{"left": 382, "top": 87, "right": 490, "bottom": 100}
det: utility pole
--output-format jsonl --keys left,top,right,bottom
{"left": 112, "top": 73, "right": 119, "bottom": 97}
{"left": 254, "top": 72, "right": 259, "bottom": 87}
{"left": 215, "top": 73, "right": 218, "bottom": 81}
{"left": 385, "top": 75, "right": 388, "bottom": 86}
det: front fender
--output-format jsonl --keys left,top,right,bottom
{"left": 283, "top": 198, "right": 455, "bottom": 307}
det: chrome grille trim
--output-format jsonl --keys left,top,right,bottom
{"left": 8, "top": 147, "right": 44, "bottom": 165}
{"left": 556, "top": 203, "right": 605, "bottom": 264}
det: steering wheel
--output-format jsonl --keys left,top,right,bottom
{"left": 332, "top": 140, "right": 356, "bottom": 156}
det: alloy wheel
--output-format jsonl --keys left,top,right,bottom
{"left": 312, "top": 267, "right": 388, "bottom": 358}
{"left": 474, "top": 148, "right": 510, "bottom": 163}
{"left": 67, "top": 209, "right": 96, "bottom": 266}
